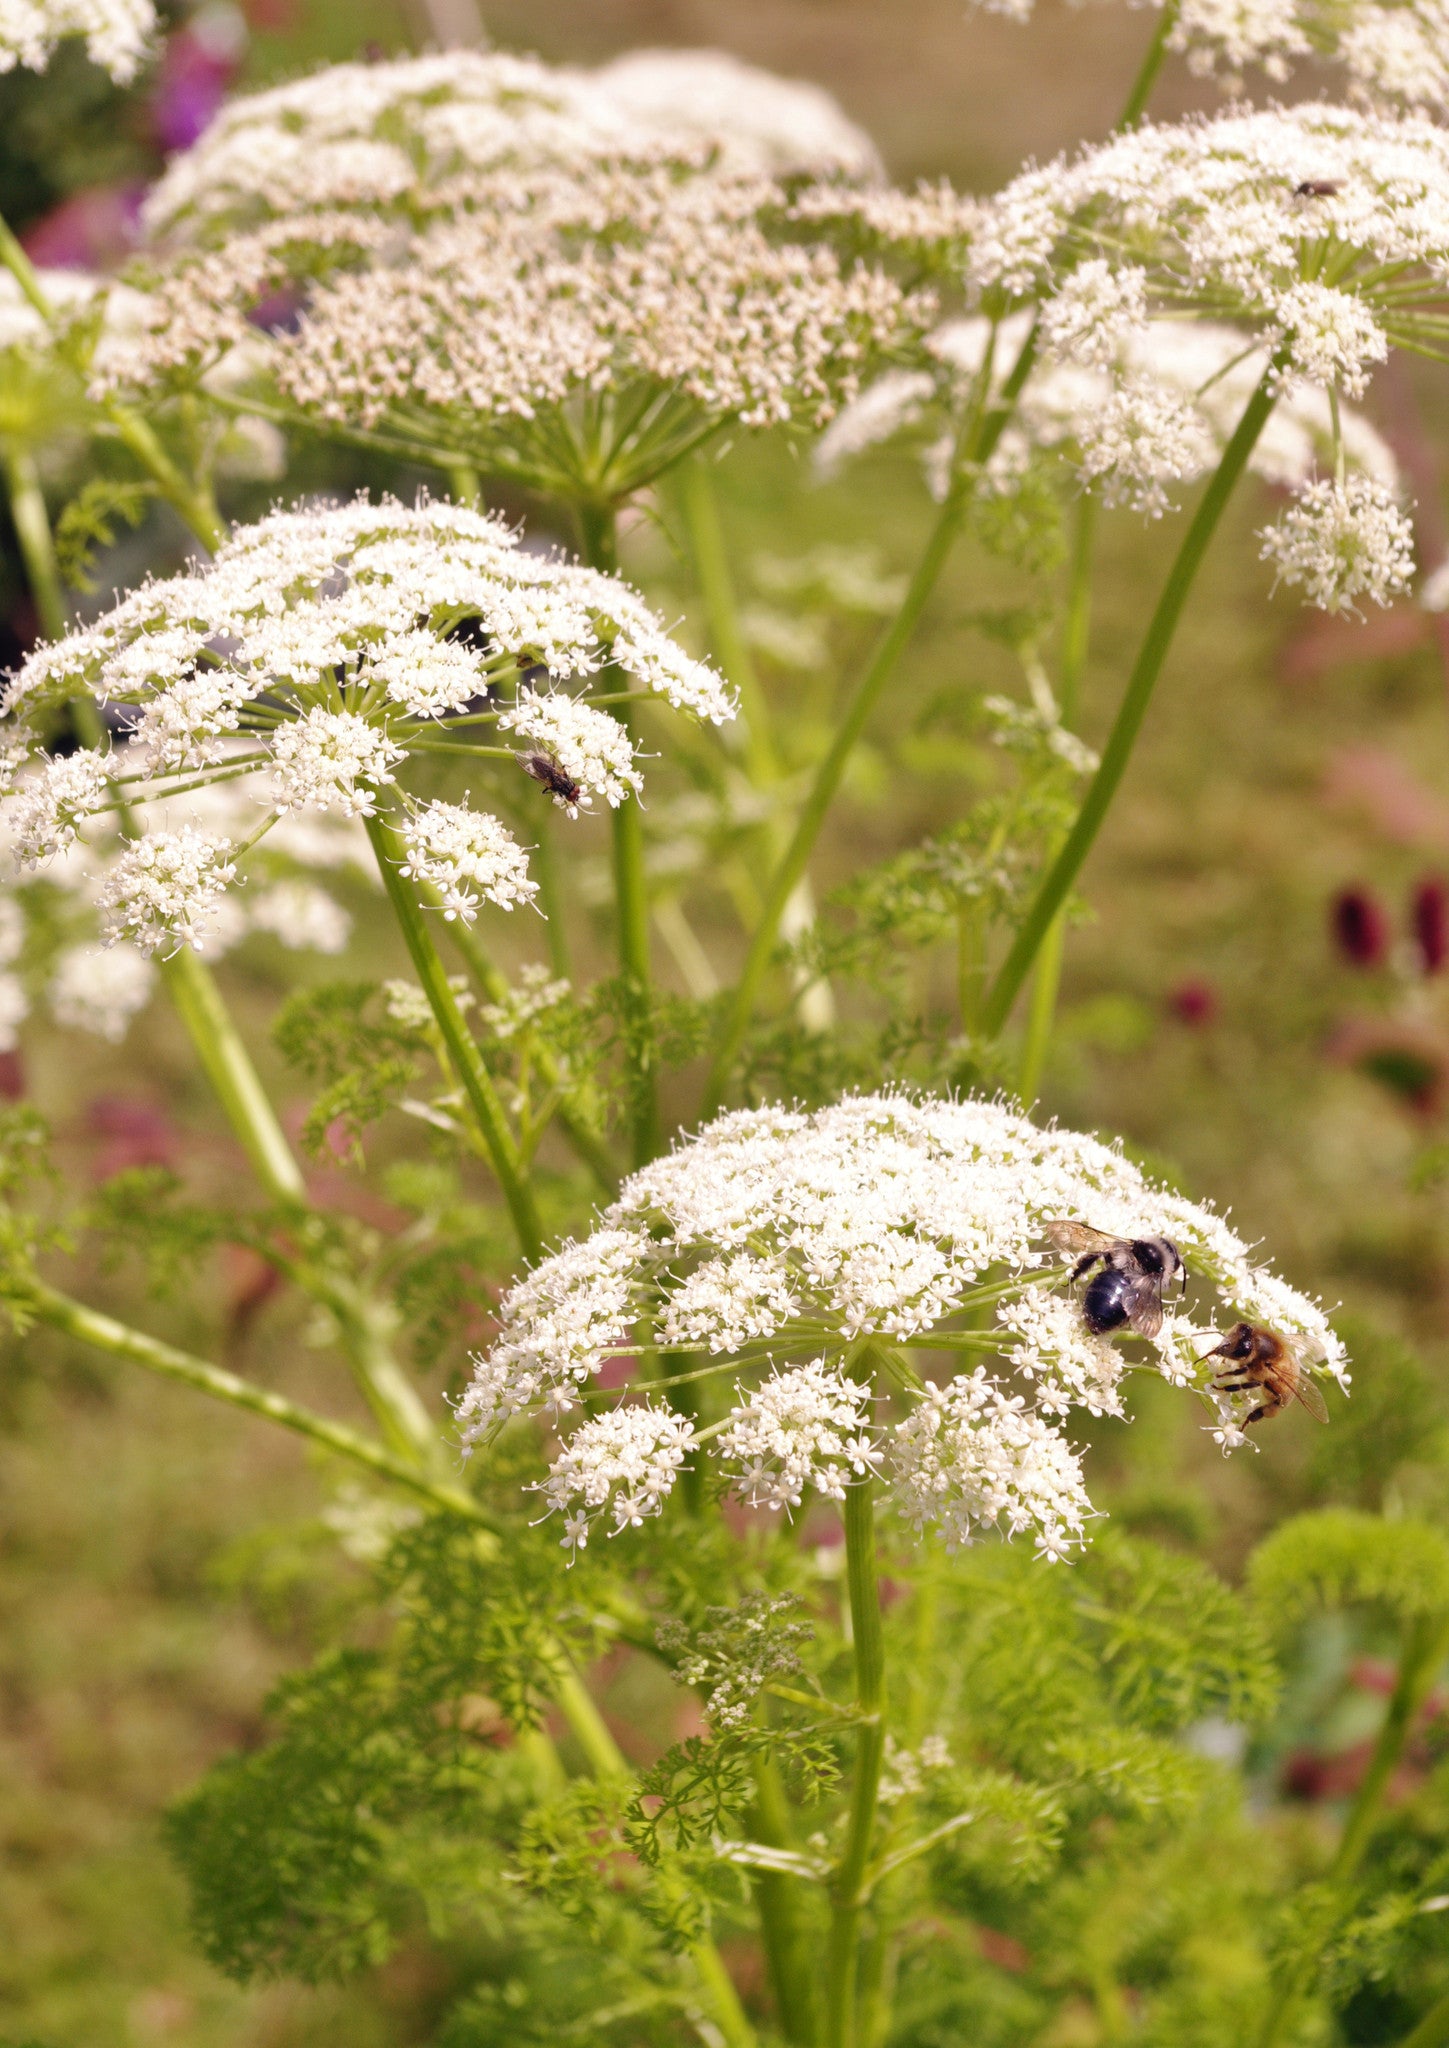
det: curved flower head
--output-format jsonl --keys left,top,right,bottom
{"left": 0, "top": 0, "right": 155, "bottom": 82}
{"left": 461, "top": 1093, "right": 1345, "bottom": 1561}
{"left": 0, "top": 496, "right": 728, "bottom": 959}
{"left": 969, "top": 104, "right": 1449, "bottom": 385}
{"left": 141, "top": 45, "right": 881, "bottom": 249}
{"left": 102, "top": 167, "right": 929, "bottom": 507}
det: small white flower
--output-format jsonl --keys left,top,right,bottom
{"left": 498, "top": 690, "right": 641, "bottom": 809}
{"left": 1260, "top": 474, "right": 1415, "bottom": 613}
{"left": 0, "top": 0, "right": 155, "bottom": 83}
{"left": 97, "top": 826, "right": 237, "bottom": 955}
{"left": 398, "top": 800, "right": 537, "bottom": 923}
{"left": 364, "top": 630, "right": 484, "bottom": 719}
{"left": 1274, "top": 282, "right": 1389, "bottom": 398}
{"left": 9, "top": 750, "right": 112, "bottom": 867}
{"left": 1039, "top": 259, "right": 1149, "bottom": 371}
{"left": 49, "top": 941, "right": 155, "bottom": 1040}
{"left": 268, "top": 709, "right": 403, "bottom": 818}
{"left": 892, "top": 1370, "right": 1093, "bottom": 1562}
{"left": 718, "top": 1359, "right": 882, "bottom": 1511}
{"left": 535, "top": 1402, "right": 696, "bottom": 1553}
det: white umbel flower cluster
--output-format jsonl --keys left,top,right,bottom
{"left": 0, "top": 0, "right": 154, "bottom": 82}
{"left": 398, "top": 801, "right": 537, "bottom": 924}
{"left": 1260, "top": 474, "right": 1416, "bottom": 612}
{"left": 0, "top": 498, "right": 728, "bottom": 956}
{"left": 970, "top": 103, "right": 1449, "bottom": 383}
{"left": 96, "top": 825, "right": 237, "bottom": 955}
{"left": 497, "top": 691, "right": 641, "bottom": 810}
{"left": 717, "top": 1359, "right": 882, "bottom": 1511}
{"left": 0, "top": 768, "right": 369, "bottom": 1043}
{"left": 106, "top": 173, "right": 927, "bottom": 505}
{"left": 141, "top": 46, "right": 881, "bottom": 247}
{"left": 534, "top": 1401, "right": 696, "bottom": 1554}
{"left": 893, "top": 1370, "right": 1095, "bottom": 1564}
{"left": 462, "top": 1094, "right": 1344, "bottom": 1561}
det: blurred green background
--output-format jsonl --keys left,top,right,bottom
{"left": 4, "top": 4, "right": 1449, "bottom": 2043}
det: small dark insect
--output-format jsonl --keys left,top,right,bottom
{"left": 1294, "top": 179, "right": 1343, "bottom": 198}
{"left": 1203, "top": 1321, "right": 1330, "bottom": 1427}
{"left": 519, "top": 751, "right": 583, "bottom": 808}
{"left": 1044, "top": 1221, "right": 1185, "bottom": 1339}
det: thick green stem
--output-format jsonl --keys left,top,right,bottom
{"left": 700, "top": 329, "right": 1040, "bottom": 1116}
{"left": 1117, "top": 0, "right": 1181, "bottom": 128}
{"left": 825, "top": 1478, "right": 887, "bottom": 2048}
{"left": 983, "top": 360, "right": 1281, "bottom": 1038}
{"left": 159, "top": 944, "right": 307, "bottom": 1208}
{"left": 365, "top": 808, "right": 544, "bottom": 1263}
{"left": 27, "top": 1281, "right": 490, "bottom": 1528}
{"left": 1331, "top": 1613, "right": 1449, "bottom": 1882}
{"left": 574, "top": 502, "right": 659, "bottom": 1166}
{"left": 3, "top": 445, "right": 67, "bottom": 640}
{"left": 1017, "top": 912, "right": 1066, "bottom": 1104}
{"left": 1257, "top": 1613, "right": 1449, "bottom": 2048}
{"left": 749, "top": 1761, "right": 816, "bottom": 2045}
{"left": 1059, "top": 493, "right": 1097, "bottom": 727}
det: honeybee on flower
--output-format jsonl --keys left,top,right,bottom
{"left": 459, "top": 1094, "right": 1344, "bottom": 1560}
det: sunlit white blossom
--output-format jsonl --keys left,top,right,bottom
{"left": 268, "top": 708, "right": 403, "bottom": 818}
{"left": 0, "top": 498, "right": 727, "bottom": 953}
{"left": 461, "top": 1094, "right": 1342, "bottom": 1557}
{"left": 97, "top": 826, "right": 237, "bottom": 955}
{"left": 819, "top": 310, "right": 1400, "bottom": 515}
{"left": 717, "top": 1359, "right": 882, "bottom": 1511}
{"left": 142, "top": 45, "right": 880, "bottom": 247}
{"left": 534, "top": 1401, "right": 697, "bottom": 1553}
{"left": 967, "top": 0, "right": 1449, "bottom": 110}
{"left": 892, "top": 1370, "right": 1093, "bottom": 1563}
{"left": 498, "top": 691, "right": 641, "bottom": 809}
{"left": 0, "top": 0, "right": 154, "bottom": 82}
{"left": 1273, "top": 282, "right": 1388, "bottom": 398}
{"left": 397, "top": 801, "right": 537, "bottom": 923}
{"left": 1260, "top": 474, "right": 1415, "bottom": 612}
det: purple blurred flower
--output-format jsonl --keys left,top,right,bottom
{"left": 1168, "top": 978, "right": 1218, "bottom": 1027}
{"left": 150, "top": 4, "right": 248, "bottom": 153}
{"left": 1412, "top": 877, "right": 1449, "bottom": 976}
{"left": 1331, "top": 886, "right": 1391, "bottom": 969}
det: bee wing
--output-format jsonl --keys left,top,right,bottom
{"left": 1044, "top": 1221, "right": 1118, "bottom": 1259}
{"left": 1288, "top": 1369, "right": 1331, "bottom": 1424}
{"left": 1120, "top": 1278, "right": 1165, "bottom": 1340}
